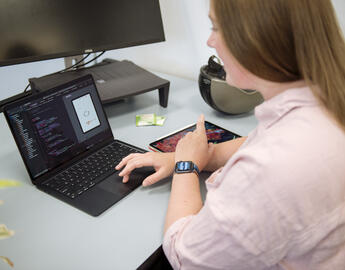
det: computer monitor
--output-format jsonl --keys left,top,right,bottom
{"left": 0, "top": 0, "right": 169, "bottom": 112}
{"left": 0, "top": 0, "right": 165, "bottom": 67}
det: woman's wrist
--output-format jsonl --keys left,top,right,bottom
{"left": 174, "top": 161, "right": 200, "bottom": 176}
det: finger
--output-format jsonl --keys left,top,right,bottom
{"left": 115, "top": 154, "right": 132, "bottom": 170}
{"left": 195, "top": 114, "right": 206, "bottom": 135}
{"left": 115, "top": 162, "right": 124, "bottom": 170}
{"left": 122, "top": 174, "right": 130, "bottom": 183}
{"left": 118, "top": 157, "right": 152, "bottom": 177}
{"left": 142, "top": 170, "right": 166, "bottom": 186}
{"left": 115, "top": 153, "right": 141, "bottom": 170}
{"left": 208, "top": 142, "right": 215, "bottom": 156}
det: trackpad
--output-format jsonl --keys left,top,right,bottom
{"left": 98, "top": 167, "right": 153, "bottom": 196}
{"left": 98, "top": 174, "right": 133, "bottom": 196}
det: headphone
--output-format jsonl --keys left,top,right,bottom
{"left": 198, "top": 55, "right": 263, "bottom": 114}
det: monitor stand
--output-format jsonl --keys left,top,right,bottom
{"left": 28, "top": 58, "right": 170, "bottom": 107}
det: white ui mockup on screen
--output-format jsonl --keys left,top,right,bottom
{"left": 72, "top": 94, "right": 100, "bottom": 133}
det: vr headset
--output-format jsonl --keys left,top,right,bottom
{"left": 199, "top": 55, "right": 263, "bottom": 114}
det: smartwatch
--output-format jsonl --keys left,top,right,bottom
{"left": 174, "top": 161, "right": 200, "bottom": 176}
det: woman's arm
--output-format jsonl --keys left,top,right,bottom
{"left": 164, "top": 173, "right": 202, "bottom": 233}
{"left": 164, "top": 115, "right": 214, "bottom": 232}
{"left": 204, "top": 137, "right": 247, "bottom": 172}
{"left": 116, "top": 125, "right": 246, "bottom": 186}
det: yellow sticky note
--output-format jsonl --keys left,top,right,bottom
{"left": 0, "top": 224, "right": 15, "bottom": 239}
{"left": 0, "top": 180, "right": 21, "bottom": 188}
{"left": 0, "top": 256, "right": 14, "bottom": 268}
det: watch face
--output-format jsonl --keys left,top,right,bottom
{"left": 176, "top": 161, "right": 192, "bottom": 172}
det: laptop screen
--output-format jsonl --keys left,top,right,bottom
{"left": 5, "top": 75, "right": 113, "bottom": 180}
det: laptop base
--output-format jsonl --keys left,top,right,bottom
{"left": 39, "top": 165, "right": 153, "bottom": 217}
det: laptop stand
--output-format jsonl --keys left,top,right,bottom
{"left": 29, "top": 58, "right": 170, "bottom": 108}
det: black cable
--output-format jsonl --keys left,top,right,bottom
{"left": 73, "top": 51, "right": 105, "bottom": 69}
{"left": 58, "top": 53, "right": 91, "bottom": 73}
{"left": 22, "top": 51, "right": 105, "bottom": 93}
{"left": 23, "top": 83, "right": 30, "bottom": 93}
{"left": 22, "top": 53, "right": 91, "bottom": 93}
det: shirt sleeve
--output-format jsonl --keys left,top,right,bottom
{"left": 162, "top": 148, "right": 296, "bottom": 270}
{"left": 162, "top": 193, "right": 270, "bottom": 270}
{"left": 162, "top": 155, "right": 275, "bottom": 270}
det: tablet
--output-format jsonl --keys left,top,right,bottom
{"left": 149, "top": 121, "right": 241, "bottom": 152}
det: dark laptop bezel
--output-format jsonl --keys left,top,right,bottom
{"left": 3, "top": 74, "right": 115, "bottom": 185}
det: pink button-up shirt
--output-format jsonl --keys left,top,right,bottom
{"left": 163, "top": 86, "right": 345, "bottom": 270}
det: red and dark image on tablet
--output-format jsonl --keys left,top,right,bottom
{"left": 149, "top": 121, "right": 241, "bottom": 152}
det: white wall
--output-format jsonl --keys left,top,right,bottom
{"left": 107, "top": 0, "right": 213, "bottom": 80}
{"left": 333, "top": 0, "right": 345, "bottom": 30}
{"left": 110, "top": 0, "right": 345, "bottom": 80}
{"left": 1, "top": 0, "right": 344, "bottom": 101}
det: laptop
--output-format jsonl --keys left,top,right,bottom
{"left": 4, "top": 74, "right": 154, "bottom": 216}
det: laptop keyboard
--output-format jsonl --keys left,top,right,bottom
{"left": 42, "top": 141, "right": 143, "bottom": 199}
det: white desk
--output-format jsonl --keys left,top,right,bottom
{"left": 0, "top": 74, "right": 257, "bottom": 270}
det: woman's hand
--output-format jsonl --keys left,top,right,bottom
{"left": 115, "top": 152, "right": 175, "bottom": 186}
{"left": 175, "top": 114, "right": 215, "bottom": 171}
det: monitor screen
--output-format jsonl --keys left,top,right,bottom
{"left": 0, "top": 0, "right": 165, "bottom": 67}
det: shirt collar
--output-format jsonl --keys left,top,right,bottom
{"left": 254, "top": 86, "right": 318, "bottom": 129}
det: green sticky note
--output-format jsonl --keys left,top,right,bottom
{"left": 135, "top": 114, "right": 166, "bottom": 126}
{"left": 136, "top": 114, "right": 156, "bottom": 126}
{"left": 155, "top": 116, "right": 166, "bottom": 126}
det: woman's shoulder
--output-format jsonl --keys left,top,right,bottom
{"left": 215, "top": 105, "right": 345, "bottom": 230}
{"left": 236, "top": 104, "right": 345, "bottom": 182}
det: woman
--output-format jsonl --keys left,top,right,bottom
{"left": 116, "top": 0, "right": 345, "bottom": 269}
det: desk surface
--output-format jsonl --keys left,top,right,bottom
{"left": 0, "top": 73, "right": 257, "bottom": 270}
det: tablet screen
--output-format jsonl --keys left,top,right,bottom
{"left": 149, "top": 121, "right": 241, "bottom": 152}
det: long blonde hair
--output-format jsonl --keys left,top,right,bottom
{"left": 213, "top": 0, "right": 345, "bottom": 128}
